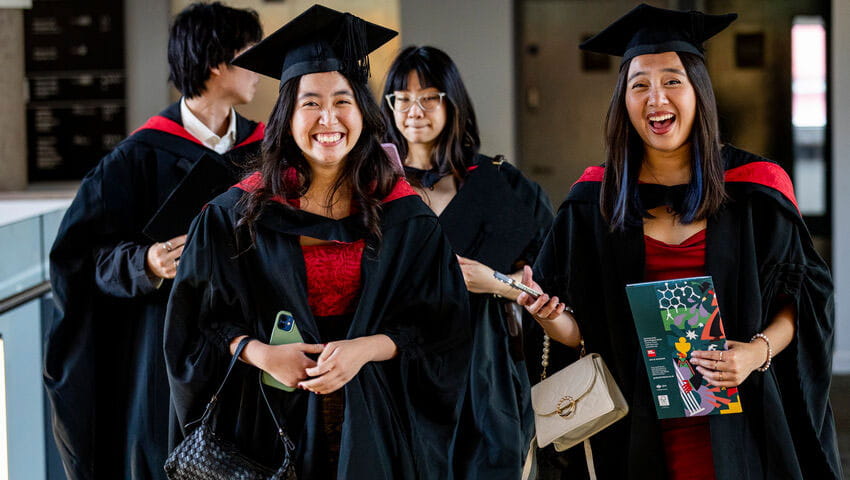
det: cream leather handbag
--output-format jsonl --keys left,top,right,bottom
{"left": 522, "top": 337, "right": 629, "bottom": 480}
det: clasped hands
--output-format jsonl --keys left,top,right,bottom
{"left": 258, "top": 336, "right": 393, "bottom": 395}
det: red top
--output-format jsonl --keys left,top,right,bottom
{"left": 644, "top": 230, "right": 716, "bottom": 480}
{"left": 302, "top": 239, "right": 365, "bottom": 317}
{"left": 282, "top": 195, "right": 365, "bottom": 317}
{"left": 644, "top": 230, "right": 707, "bottom": 281}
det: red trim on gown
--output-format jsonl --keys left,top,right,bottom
{"left": 573, "top": 162, "right": 798, "bottom": 211}
{"left": 644, "top": 229, "right": 717, "bottom": 480}
{"left": 234, "top": 170, "right": 418, "bottom": 205}
{"left": 132, "top": 115, "right": 265, "bottom": 149}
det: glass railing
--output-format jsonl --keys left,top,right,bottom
{"left": 0, "top": 200, "right": 69, "bottom": 480}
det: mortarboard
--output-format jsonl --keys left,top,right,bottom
{"left": 232, "top": 4, "right": 397, "bottom": 86}
{"left": 580, "top": 3, "right": 737, "bottom": 64}
{"left": 439, "top": 161, "right": 538, "bottom": 274}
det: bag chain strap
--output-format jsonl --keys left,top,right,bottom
{"left": 540, "top": 307, "right": 584, "bottom": 381}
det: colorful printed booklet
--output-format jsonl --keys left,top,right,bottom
{"left": 626, "top": 276, "right": 743, "bottom": 419}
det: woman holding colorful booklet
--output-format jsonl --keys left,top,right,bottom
{"left": 518, "top": 4, "right": 840, "bottom": 479}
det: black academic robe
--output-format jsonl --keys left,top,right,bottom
{"left": 45, "top": 101, "right": 263, "bottom": 480}
{"left": 164, "top": 179, "right": 472, "bottom": 479}
{"left": 430, "top": 155, "right": 553, "bottom": 478}
{"left": 533, "top": 145, "right": 841, "bottom": 479}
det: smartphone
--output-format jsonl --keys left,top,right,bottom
{"left": 493, "top": 271, "right": 543, "bottom": 298}
{"left": 261, "top": 310, "right": 304, "bottom": 392}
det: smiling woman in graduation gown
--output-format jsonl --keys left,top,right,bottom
{"left": 166, "top": 177, "right": 470, "bottom": 478}
{"left": 519, "top": 4, "right": 841, "bottom": 480}
{"left": 381, "top": 46, "right": 554, "bottom": 478}
{"left": 164, "top": 7, "right": 471, "bottom": 480}
{"left": 535, "top": 147, "right": 839, "bottom": 479}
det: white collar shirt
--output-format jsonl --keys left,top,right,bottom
{"left": 180, "top": 97, "right": 237, "bottom": 154}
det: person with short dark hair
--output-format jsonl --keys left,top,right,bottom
{"left": 519, "top": 4, "right": 840, "bottom": 479}
{"left": 168, "top": 2, "right": 263, "bottom": 100}
{"left": 45, "top": 3, "right": 263, "bottom": 479}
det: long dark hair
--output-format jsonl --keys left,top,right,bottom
{"left": 600, "top": 52, "right": 726, "bottom": 231}
{"left": 381, "top": 46, "right": 480, "bottom": 185}
{"left": 238, "top": 71, "right": 398, "bottom": 248}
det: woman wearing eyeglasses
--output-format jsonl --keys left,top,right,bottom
{"left": 381, "top": 46, "right": 554, "bottom": 478}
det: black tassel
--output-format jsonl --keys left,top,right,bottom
{"left": 689, "top": 10, "right": 705, "bottom": 53}
{"left": 336, "top": 13, "right": 370, "bottom": 84}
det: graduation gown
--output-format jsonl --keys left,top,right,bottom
{"left": 433, "top": 155, "right": 553, "bottom": 478}
{"left": 45, "top": 101, "right": 264, "bottom": 480}
{"left": 533, "top": 145, "right": 841, "bottom": 479}
{"left": 164, "top": 178, "right": 472, "bottom": 479}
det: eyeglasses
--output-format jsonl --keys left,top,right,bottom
{"left": 385, "top": 92, "right": 446, "bottom": 113}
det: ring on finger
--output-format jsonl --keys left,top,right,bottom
{"left": 718, "top": 371, "right": 724, "bottom": 381}
{"left": 719, "top": 351, "right": 724, "bottom": 361}
{"left": 714, "top": 360, "right": 719, "bottom": 370}
{"left": 160, "top": 243, "right": 169, "bottom": 252}
{"left": 165, "top": 241, "right": 174, "bottom": 252}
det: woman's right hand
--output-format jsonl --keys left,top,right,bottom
{"left": 146, "top": 234, "right": 187, "bottom": 279}
{"left": 515, "top": 266, "right": 582, "bottom": 348}
{"left": 231, "top": 336, "right": 325, "bottom": 389}
{"left": 259, "top": 343, "right": 325, "bottom": 388}
{"left": 516, "top": 265, "right": 565, "bottom": 321}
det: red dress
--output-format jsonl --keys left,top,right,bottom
{"left": 644, "top": 229, "right": 717, "bottom": 480}
{"left": 285, "top": 196, "right": 365, "bottom": 318}
{"left": 302, "top": 240, "right": 365, "bottom": 317}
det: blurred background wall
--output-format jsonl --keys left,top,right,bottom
{"left": 0, "top": 0, "right": 848, "bottom": 477}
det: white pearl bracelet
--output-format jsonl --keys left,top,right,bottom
{"left": 750, "top": 332, "right": 773, "bottom": 372}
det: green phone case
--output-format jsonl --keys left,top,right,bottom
{"left": 261, "top": 310, "right": 304, "bottom": 392}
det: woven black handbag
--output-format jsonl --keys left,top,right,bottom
{"left": 164, "top": 337, "right": 297, "bottom": 480}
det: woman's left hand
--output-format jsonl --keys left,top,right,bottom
{"left": 298, "top": 335, "right": 397, "bottom": 394}
{"left": 456, "top": 255, "right": 500, "bottom": 294}
{"left": 690, "top": 339, "right": 768, "bottom": 387}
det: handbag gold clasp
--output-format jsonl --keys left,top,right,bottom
{"left": 556, "top": 395, "right": 577, "bottom": 418}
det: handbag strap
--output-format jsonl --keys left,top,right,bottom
{"left": 258, "top": 374, "right": 296, "bottom": 452}
{"left": 584, "top": 439, "right": 597, "bottom": 480}
{"left": 190, "top": 337, "right": 296, "bottom": 454}
{"left": 541, "top": 335, "right": 585, "bottom": 380}
{"left": 521, "top": 437, "right": 538, "bottom": 480}
{"left": 520, "top": 437, "right": 596, "bottom": 480}
{"left": 189, "top": 336, "right": 254, "bottom": 427}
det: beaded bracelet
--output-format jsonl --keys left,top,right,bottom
{"left": 750, "top": 332, "right": 773, "bottom": 372}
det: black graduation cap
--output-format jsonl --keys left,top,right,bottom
{"left": 580, "top": 3, "right": 737, "bottom": 64}
{"left": 142, "top": 154, "right": 238, "bottom": 241}
{"left": 439, "top": 161, "right": 538, "bottom": 273}
{"left": 232, "top": 4, "right": 397, "bottom": 86}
